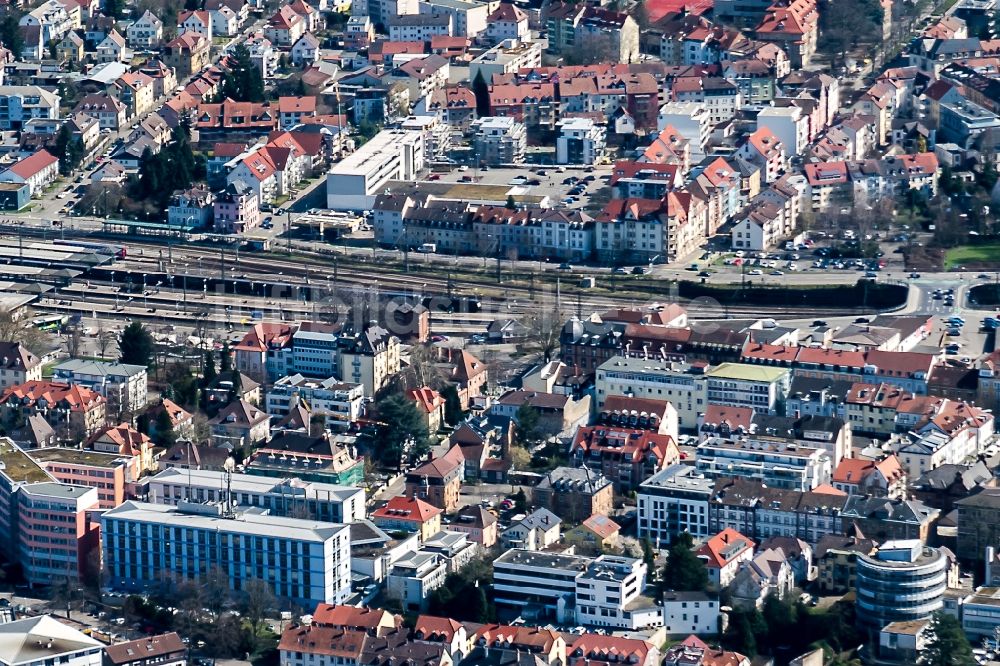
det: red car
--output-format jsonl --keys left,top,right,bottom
{"left": 428, "top": 173, "right": 441, "bottom": 180}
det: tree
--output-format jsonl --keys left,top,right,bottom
{"left": 661, "top": 532, "right": 708, "bottom": 592}
{"left": 154, "top": 407, "right": 177, "bottom": 448}
{"left": 241, "top": 578, "right": 275, "bottom": 640}
{"left": 522, "top": 306, "right": 565, "bottom": 362}
{"left": 220, "top": 342, "right": 232, "bottom": 372}
{"left": 509, "top": 443, "right": 531, "bottom": 470}
{"left": 119, "top": 322, "right": 154, "bottom": 367}
{"left": 640, "top": 538, "right": 655, "bottom": 571}
{"left": 65, "top": 323, "right": 82, "bottom": 358}
{"left": 920, "top": 611, "right": 976, "bottom": 666}
{"left": 506, "top": 194, "right": 517, "bottom": 210}
{"left": 727, "top": 610, "right": 759, "bottom": 658}
{"left": 221, "top": 44, "right": 266, "bottom": 103}
{"left": 95, "top": 319, "right": 114, "bottom": 358}
{"left": 471, "top": 70, "right": 490, "bottom": 116}
{"left": 104, "top": 0, "right": 124, "bottom": 19}
{"left": 203, "top": 350, "right": 217, "bottom": 386}
{"left": 513, "top": 488, "right": 527, "bottom": 513}
{"left": 514, "top": 403, "right": 542, "bottom": 447}
{"left": 377, "top": 393, "right": 431, "bottom": 468}
{"left": 0, "top": 10, "right": 24, "bottom": 58}
{"left": 441, "top": 384, "right": 463, "bottom": 426}
{"left": 0, "top": 307, "right": 44, "bottom": 354}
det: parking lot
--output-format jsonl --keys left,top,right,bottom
{"left": 428, "top": 164, "right": 613, "bottom": 211}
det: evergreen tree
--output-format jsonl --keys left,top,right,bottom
{"left": 513, "top": 488, "right": 527, "bottom": 513}
{"left": 729, "top": 611, "right": 758, "bottom": 658}
{"left": 920, "top": 611, "right": 976, "bottom": 666}
{"left": 661, "top": 532, "right": 708, "bottom": 592}
{"left": 203, "top": 350, "right": 217, "bottom": 386}
{"left": 441, "top": 384, "right": 463, "bottom": 426}
{"left": 56, "top": 125, "right": 85, "bottom": 175}
{"left": 220, "top": 342, "right": 232, "bottom": 372}
{"left": 154, "top": 407, "right": 177, "bottom": 447}
{"left": 378, "top": 393, "right": 430, "bottom": 469}
{"left": 104, "top": 0, "right": 124, "bottom": 19}
{"left": 221, "top": 44, "right": 265, "bottom": 103}
{"left": 471, "top": 71, "right": 489, "bottom": 116}
{"left": 506, "top": 194, "right": 517, "bottom": 210}
{"left": 119, "top": 322, "right": 154, "bottom": 367}
{"left": 514, "top": 403, "right": 542, "bottom": 446}
{"left": 640, "top": 538, "right": 655, "bottom": 571}
{"left": 0, "top": 11, "right": 24, "bottom": 58}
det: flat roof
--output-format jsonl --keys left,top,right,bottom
{"left": 148, "top": 467, "right": 363, "bottom": 499}
{"left": 0, "top": 438, "right": 53, "bottom": 484}
{"left": 30, "top": 447, "right": 132, "bottom": 468}
{"left": 706, "top": 362, "right": 789, "bottom": 383}
{"left": 20, "top": 481, "right": 95, "bottom": 499}
{"left": 102, "top": 500, "right": 350, "bottom": 541}
{"left": 494, "top": 548, "right": 591, "bottom": 572}
{"left": 639, "top": 464, "right": 714, "bottom": 492}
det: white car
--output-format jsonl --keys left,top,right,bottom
{"left": 749, "top": 269, "right": 763, "bottom": 276}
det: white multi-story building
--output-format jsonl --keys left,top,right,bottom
{"left": 386, "top": 551, "right": 448, "bottom": 612}
{"left": 756, "top": 106, "right": 809, "bottom": 157}
{"left": 266, "top": 374, "right": 365, "bottom": 428}
{"left": 52, "top": 359, "right": 148, "bottom": 417}
{"left": 661, "top": 591, "right": 720, "bottom": 637}
{"left": 657, "top": 102, "right": 711, "bottom": 162}
{"left": 575, "top": 555, "right": 659, "bottom": 630}
{"left": 595, "top": 356, "right": 708, "bottom": 429}
{"left": 101, "top": 501, "right": 352, "bottom": 607}
{"left": 352, "top": 0, "right": 418, "bottom": 29}
{"left": 695, "top": 438, "right": 832, "bottom": 491}
{"left": 326, "top": 130, "right": 424, "bottom": 211}
{"left": 0, "top": 87, "right": 60, "bottom": 130}
{"left": 637, "top": 464, "right": 714, "bottom": 546}
{"left": 494, "top": 549, "right": 590, "bottom": 623}
{"left": 141, "top": 467, "right": 365, "bottom": 523}
{"left": 468, "top": 39, "right": 542, "bottom": 84}
{"left": 556, "top": 118, "right": 606, "bottom": 165}
{"left": 418, "top": 0, "right": 497, "bottom": 37}
{"left": 704, "top": 363, "right": 790, "bottom": 415}
{"left": 471, "top": 116, "right": 526, "bottom": 165}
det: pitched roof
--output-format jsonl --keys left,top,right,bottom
{"left": 697, "top": 528, "right": 755, "bottom": 568}
{"left": 372, "top": 495, "right": 442, "bottom": 523}
{"left": 105, "top": 633, "right": 185, "bottom": 665}
{"left": 6, "top": 149, "right": 57, "bottom": 179}
{"left": 581, "top": 514, "right": 621, "bottom": 539}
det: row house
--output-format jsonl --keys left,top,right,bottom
{"left": 595, "top": 192, "right": 705, "bottom": 264}
{"left": 610, "top": 161, "right": 683, "bottom": 199}
{"left": 724, "top": 57, "right": 779, "bottom": 105}
{"left": 894, "top": 400, "right": 995, "bottom": 478}
{"left": 195, "top": 98, "right": 277, "bottom": 139}
{"left": 74, "top": 92, "right": 126, "bottom": 130}
{"left": 570, "top": 426, "right": 679, "bottom": 491}
{"left": 848, "top": 152, "right": 939, "bottom": 204}
{"left": 559, "top": 73, "right": 660, "bottom": 133}
{"left": 690, "top": 157, "right": 742, "bottom": 236}
{"left": 854, "top": 80, "right": 902, "bottom": 146}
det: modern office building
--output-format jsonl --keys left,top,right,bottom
{"left": 101, "top": 500, "right": 352, "bottom": 607}
{"left": 493, "top": 549, "right": 590, "bottom": 623}
{"left": 17, "top": 482, "right": 100, "bottom": 586}
{"left": 855, "top": 540, "right": 948, "bottom": 629}
{"left": 575, "top": 555, "right": 659, "bottom": 630}
{"left": 637, "top": 464, "right": 714, "bottom": 546}
{"left": 141, "top": 467, "right": 365, "bottom": 523}
{"left": 31, "top": 447, "right": 139, "bottom": 509}
{"left": 326, "top": 130, "right": 424, "bottom": 211}
{"left": 694, "top": 437, "right": 832, "bottom": 491}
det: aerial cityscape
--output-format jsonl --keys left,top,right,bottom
{"left": 0, "top": 0, "right": 998, "bottom": 662}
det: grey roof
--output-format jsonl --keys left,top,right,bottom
{"left": 913, "top": 461, "right": 993, "bottom": 491}
{"left": 0, "top": 616, "right": 101, "bottom": 666}
{"left": 53, "top": 358, "right": 147, "bottom": 378}
{"left": 841, "top": 496, "right": 939, "bottom": 524}
{"left": 517, "top": 507, "right": 561, "bottom": 531}
{"left": 537, "top": 466, "right": 612, "bottom": 494}
{"left": 103, "top": 500, "right": 349, "bottom": 541}
{"left": 19, "top": 481, "right": 95, "bottom": 499}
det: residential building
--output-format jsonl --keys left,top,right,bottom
{"left": 337, "top": 324, "right": 401, "bottom": 396}
{"left": 0, "top": 381, "right": 107, "bottom": 439}
{"left": 449, "top": 504, "right": 497, "bottom": 548}
{"left": 493, "top": 549, "right": 591, "bottom": 623}
{"left": 386, "top": 551, "right": 447, "bottom": 612}
{"left": 104, "top": 634, "right": 187, "bottom": 666}
{"left": 556, "top": 118, "right": 606, "bottom": 165}
{"left": 245, "top": 432, "right": 364, "bottom": 486}
{"left": 372, "top": 496, "right": 442, "bottom": 541}
{"left": 956, "top": 490, "right": 1000, "bottom": 562}
{"left": 534, "top": 466, "right": 614, "bottom": 522}
{"left": 698, "top": 528, "right": 756, "bottom": 590}
{"left": 0, "top": 342, "right": 41, "bottom": 390}
{"left": 208, "top": 399, "right": 270, "bottom": 447}
{"left": 95, "top": 29, "right": 126, "bottom": 63}
{"left": 52, "top": 359, "right": 148, "bottom": 418}
{"left": 142, "top": 467, "right": 365, "bottom": 523}
{"left": 417, "top": 0, "right": 496, "bottom": 38}
{"left": 662, "top": 592, "right": 720, "bottom": 637}
{"left": 471, "top": 116, "right": 526, "bottom": 165}
{"left": 0, "top": 86, "right": 60, "bottom": 130}
{"left": 163, "top": 32, "right": 211, "bottom": 79}
{"left": 404, "top": 450, "right": 463, "bottom": 513}
{"left": 127, "top": 10, "right": 162, "bottom": 48}
{"left": 0, "top": 149, "right": 58, "bottom": 196}
{"left": 74, "top": 93, "right": 126, "bottom": 130}
{"left": 266, "top": 375, "right": 365, "bottom": 429}
{"left": 102, "top": 501, "right": 352, "bottom": 607}
{"left": 485, "top": 3, "right": 528, "bottom": 44}
{"left": 575, "top": 555, "right": 658, "bottom": 630}
{"left": 213, "top": 181, "right": 260, "bottom": 234}
{"left": 570, "top": 426, "right": 679, "bottom": 491}
{"left": 500, "top": 507, "right": 561, "bottom": 551}
{"left": 595, "top": 356, "right": 708, "bottom": 429}
{"left": 543, "top": 2, "right": 639, "bottom": 63}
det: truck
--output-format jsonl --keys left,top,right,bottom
{"left": 418, "top": 243, "right": 437, "bottom": 253}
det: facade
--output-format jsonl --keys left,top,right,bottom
{"left": 695, "top": 437, "right": 831, "bottom": 491}
{"left": 0, "top": 149, "right": 58, "bottom": 196}
{"left": 0, "top": 86, "right": 60, "bottom": 130}
{"left": 0, "top": 342, "right": 41, "bottom": 390}
{"left": 31, "top": 447, "right": 137, "bottom": 509}
{"left": 556, "top": 118, "right": 606, "bottom": 165}
{"left": 266, "top": 375, "right": 365, "bottom": 429}
{"left": 535, "top": 467, "right": 615, "bottom": 523}
{"left": 102, "top": 501, "right": 352, "bottom": 607}
{"left": 213, "top": 182, "right": 260, "bottom": 234}
{"left": 17, "top": 482, "right": 100, "bottom": 586}
{"left": 662, "top": 592, "right": 720, "bottom": 637}
{"left": 637, "top": 464, "right": 714, "bottom": 546}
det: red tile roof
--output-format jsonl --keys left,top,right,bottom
{"left": 372, "top": 495, "right": 442, "bottom": 523}
{"left": 7, "top": 149, "right": 57, "bottom": 179}
{"left": 697, "top": 528, "right": 754, "bottom": 568}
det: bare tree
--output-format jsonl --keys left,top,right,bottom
{"left": 242, "top": 578, "right": 275, "bottom": 640}
{"left": 96, "top": 319, "right": 114, "bottom": 359}
{"left": 0, "top": 307, "right": 44, "bottom": 354}
{"left": 400, "top": 343, "right": 445, "bottom": 390}
{"left": 66, "top": 325, "right": 82, "bottom": 358}
{"left": 521, "top": 303, "right": 568, "bottom": 363}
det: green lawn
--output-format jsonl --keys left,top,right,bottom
{"left": 945, "top": 244, "right": 1000, "bottom": 269}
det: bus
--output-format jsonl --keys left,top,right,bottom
{"left": 32, "top": 314, "right": 68, "bottom": 332}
